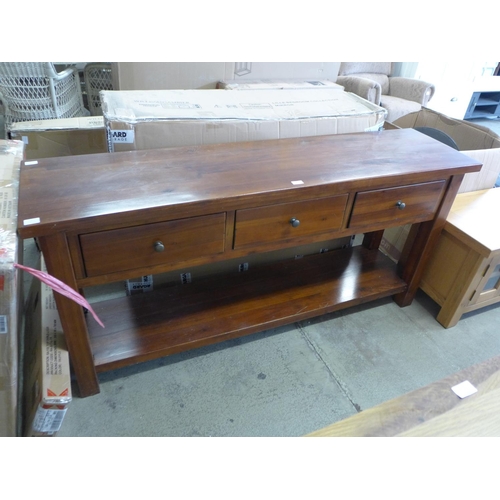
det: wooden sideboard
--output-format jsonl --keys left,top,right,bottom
{"left": 17, "top": 129, "right": 482, "bottom": 397}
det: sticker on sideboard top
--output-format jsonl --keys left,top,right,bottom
{"left": 23, "top": 217, "right": 41, "bottom": 226}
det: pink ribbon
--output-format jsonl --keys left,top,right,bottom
{"left": 15, "top": 263, "right": 105, "bottom": 328}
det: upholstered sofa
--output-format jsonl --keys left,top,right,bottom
{"left": 336, "top": 62, "right": 435, "bottom": 122}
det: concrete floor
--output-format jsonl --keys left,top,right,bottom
{"left": 9, "top": 113, "right": 500, "bottom": 437}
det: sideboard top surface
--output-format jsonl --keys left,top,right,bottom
{"left": 17, "top": 128, "right": 481, "bottom": 237}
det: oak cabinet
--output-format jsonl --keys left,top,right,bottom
{"left": 420, "top": 188, "right": 500, "bottom": 328}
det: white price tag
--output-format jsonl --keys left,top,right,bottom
{"left": 451, "top": 380, "right": 478, "bottom": 399}
{"left": 23, "top": 217, "right": 41, "bottom": 226}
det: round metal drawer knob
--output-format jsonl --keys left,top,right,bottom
{"left": 290, "top": 218, "right": 300, "bottom": 228}
{"left": 395, "top": 200, "right": 406, "bottom": 210}
{"left": 154, "top": 241, "right": 165, "bottom": 252}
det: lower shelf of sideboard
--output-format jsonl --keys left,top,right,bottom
{"left": 86, "top": 246, "right": 408, "bottom": 372}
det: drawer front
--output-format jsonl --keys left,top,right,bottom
{"left": 349, "top": 181, "right": 446, "bottom": 230}
{"left": 234, "top": 195, "right": 348, "bottom": 249}
{"left": 80, "top": 213, "right": 226, "bottom": 277}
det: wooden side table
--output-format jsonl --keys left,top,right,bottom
{"left": 420, "top": 188, "right": 500, "bottom": 328}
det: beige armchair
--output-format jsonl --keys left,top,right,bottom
{"left": 336, "top": 62, "right": 435, "bottom": 123}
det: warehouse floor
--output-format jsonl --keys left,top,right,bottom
{"left": 9, "top": 114, "right": 500, "bottom": 437}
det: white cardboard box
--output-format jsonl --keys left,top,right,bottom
{"left": 23, "top": 255, "right": 72, "bottom": 437}
{"left": 217, "top": 79, "right": 344, "bottom": 91}
{"left": 9, "top": 116, "right": 107, "bottom": 160}
{"left": 102, "top": 88, "right": 387, "bottom": 152}
{"left": 0, "top": 139, "right": 23, "bottom": 437}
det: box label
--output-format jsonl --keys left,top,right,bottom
{"left": 126, "top": 275, "right": 153, "bottom": 294}
{"left": 180, "top": 272, "right": 192, "bottom": 284}
{"left": 32, "top": 406, "right": 68, "bottom": 433}
{"left": 0, "top": 315, "right": 7, "bottom": 334}
{"left": 110, "top": 130, "right": 135, "bottom": 144}
{"left": 1, "top": 189, "right": 13, "bottom": 221}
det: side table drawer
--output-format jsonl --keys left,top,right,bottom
{"left": 233, "top": 195, "right": 349, "bottom": 249}
{"left": 80, "top": 213, "right": 226, "bottom": 277}
{"left": 349, "top": 181, "right": 446, "bottom": 230}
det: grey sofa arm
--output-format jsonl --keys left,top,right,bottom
{"left": 389, "top": 77, "right": 435, "bottom": 106}
{"left": 336, "top": 76, "right": 381, "bottom": 104}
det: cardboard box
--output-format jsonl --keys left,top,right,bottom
{"left": 9, "top": 116, "right": 107, "bottom": 160}
{"left": 102, "top": 88, "right": 387, "bottom": 152}
{"left": 0, "top": 139, "right": 23, "bottom": 437}
{"left": 381, "top": 121, "right": 400, "bottom": 130}
{"left": 393, "top": 107, "right": 500, "bottom": 194}
{"left": 380, "top": 107, "right": 500, "bottom": 261}
{"left": 111, "top": 62, "right": 341, "bottom": 91}
{"left": 379, "top": 225, "right": 412, "bottom": 263}
{"left": 217, "top": 79, "right": 344, "bottom": 91}
{"left": 23, "top": 255, "right": 72, "bottom": 437}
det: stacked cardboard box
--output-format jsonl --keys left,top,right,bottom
{"left": 393, "top": 108, "right": 500, "bottom": 194}
{"left": 8, "top": 116, "right": 107, "bottom": 160}
{"left": 0, "top": 139, "right": 23, "bottom": 437}
{"left": 101, "top": 88, "right": 386, "bottom": 153}
{"left": 23, "top": 255, "right": 72, "bottom": 437}
{"left": 217, "top": 79, "right": 344, "bottom": 91}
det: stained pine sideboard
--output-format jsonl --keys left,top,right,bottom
{"left": 17, "top": 129, "right": 482, "bottom": 397}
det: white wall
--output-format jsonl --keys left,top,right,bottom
{"left": 414, "top": 61, "right": 500, "bottom": 118}
{"left": 392, "top": 63, "right": 418, "bottom": 78}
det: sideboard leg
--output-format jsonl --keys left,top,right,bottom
{"left": 394, "top": 174, "right": 464, "bottom": 307}
{"left": 38, "top": 234, "right": 100, "bottom": 398}
{"left": 362, "top": 230, "right": 384, "bottom": 250}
